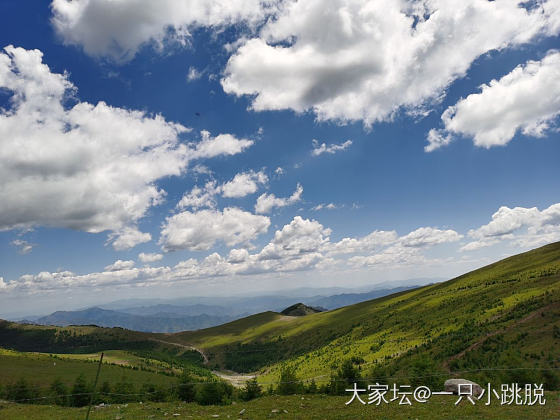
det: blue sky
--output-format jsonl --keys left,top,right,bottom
{"left": 0, "top": 0, "right": 559, "bottom": 316}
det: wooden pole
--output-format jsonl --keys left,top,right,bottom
{"left": 85, "top": 352, "right": 104, "bottom": 420}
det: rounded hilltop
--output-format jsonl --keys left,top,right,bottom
{"left": 280, "top": 303, "right": 325, "bottom": 317}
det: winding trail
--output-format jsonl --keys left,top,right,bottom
{"left": 150, "top": 338, "right": 209, "bottom": 364}
{"left": 150, "top": 338, "right": 254, "bottom": 387}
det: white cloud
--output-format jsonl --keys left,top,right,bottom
{"left": 274, "top": 167, "right": 285, "bottom": 176}
{"left": 2, "top": 204, "right": 557, "bottom": 294}
{"left": 190, "top": 130, "right": 254, "bottom": 159}
{"left": 104, "top": 259, "right": 135, "bottom": 271}
{"left": 311, "top": 139, "right": 352, "bottom": 156}
{"left": 0, "top": 46, "right": 186, "bottom": 236}
{"left": 177, "top": 181, "right": 219, "bottom": 210}
{"left": 160, "top": 207, "right": 270, "bottom": 251}
{"left": 50, "top": 0, "right": 277, "bottom": 61}
{"left": 399, "top": 227, "right": 463, "bottom": 247}
{"left": 177, "top": 170, "right": 268, "bottom": 210}
{"left": 138, "top": 252, "right": 164, "bottom": 263}
{"left": 10, "top": 239, "right": 35, "bottom": 255}
{"left": 328, "top": 230, "right": 399, "bottom": 255}
{"left": 187, "top": 66, "right": 203, "bottom": 82}
{"left": 0, "top": 215, "right": 486, "bottom": 293}
{"left": 428, "top": 51, "right": 560, "bottom": 151}
{"left": 258, "top": 216, "right": 331, "bottom": 261}
{"left": 349, "top": 244, "right": 425, "bottom": 268}
{"left": 255, "top": 183, "right": 303, "bottom": 214}
{"left": 222, "top": 0, "right": 560, "bottom": 126}
{"left": 312, "top": 203, "right": 337, "bottom": 211}
{"left": 109, "top": 227, "right": 152, "bottom": 251}
{"left": 220, "top": 170, "right": 268, "bottom": 198}
{"left": 462, "top": 203, "right": 560, "bottom": 251}
{"left": 0, "top": 46, "right": 252, "bottom": 249}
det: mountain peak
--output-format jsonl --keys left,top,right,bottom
{"left": 280, "top": 303, "right": 324, "bottom": 317}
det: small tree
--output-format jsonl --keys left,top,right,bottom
{"left": 410, "top": 356, "right": 444, "bottom": 390}
{"left": 70, "top": 373, "right": 91, "bottom": 407}
{"left": 329, "top": 359, "right": 364, "bottom": 395}
{"left": 243, "top": 378, "right": 262, "bottom": 401}
{"left": 196, "top": 380, "right": 232, "bottom": 405}
{"left": 276, "top": 365, "right": 301, "bottom": 395}
{"left": 6, "top": 378, "right": 32, "bottom": 402}
{"left": 142, "top": 382, "right": 168, "bottom": 402}
{"left": 306, "top": 379, "right": 318, "bottom": 394}
{"left": 113, "top": 377, "right": 136, "bottom": 403}
{"left": 97, "top": 381, "right": 112, "bottom": 403}
{"left": 49, "top": 377, "right": 68, "bottom": 406}
{"left": 177, "top": 371, "right": 197, "bottom": 402}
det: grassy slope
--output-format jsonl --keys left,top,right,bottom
{"left": 0, "top": 322, "right": 209, "bottom": 388}
{"left": 168, "top": 242, "right": 560, "bottom": 383}
{"left": 1, "top": 394, "right": 558, "bottom": 420}
{"left": 0, "top": 348, "right": 174, "bottom": 388}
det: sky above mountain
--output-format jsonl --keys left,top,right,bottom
{"left": 0, "top": 0, "right": 559, "bottom": 316}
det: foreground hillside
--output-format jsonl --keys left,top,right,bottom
{"left": 169, "top": 242, "right": 560, "bottom": 387}
{"left": 1, "top": 394, "right": 558, "bottom": 420}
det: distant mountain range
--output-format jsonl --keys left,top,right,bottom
{"left": 21, "top": 283, "right": 432, "bottom": 332}
{"left": 30, "top": 307, "right": 240, "bottom": 333}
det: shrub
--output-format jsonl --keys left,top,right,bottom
{"left": 112, "top": 377, "right": 136, "bottom": 403}
{"left": 196, "top": 380, "right": 233, "bottom": 406}
{"left": 49, "top": 377, "right": 68, "bottom": 406}
{"left": 6, "top": 378, "right": 36, "bottom": 403}
{"left": 70, "top": 373, "right": 91, "bottom": 407}
{"left": 276, "top": 365, "right": 302, "bottom": 395}
{"left": 177, "top": 371, "right": 196, "bottom": 402}
{"left": 242, "top": 378, "right": 262, "bottom": 401}
{"left": 329, "top": 359, "right": 365, "bottom": 395}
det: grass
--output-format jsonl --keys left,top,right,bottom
{"left": 1, "top": 393, "right": 558, "bottom": 419}
{"left": 0, "top": 348, "right": 178, "bottom": 389}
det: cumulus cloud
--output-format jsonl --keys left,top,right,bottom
{"left": 160, "top": 207, "right": 270, "bottom": 251}
{"left": 138, "top": 252, "right": 164, "bottom": 263}
{"left": 311, "top": 139, "right": 352, "bottom": 156}
{"left": 177, "top": 170, "right": 268, "bottom": 211}
{"left": 0, "top": 214, "right": 480, "bottom": 294}
{"left": 50, "top": 0, "right": 277, "bottom": 61}
{"left": 400, "top": 227, "right": 463, "bottom": 247}
{"left": 427, "top": 51, "right": 560, "bottom": 151}
{"left": 109, "top": 227, "right": 152, "bottom": 251}
{"left": 177, "top": 181, "right": 219, "bottom": 210}
{"left": 222, "top": 0, "right": 560, "bottom": 126}
{"left": 462, "top": 203, "right": 560, "bottom": 251}
{"left": 104, "top": 259, "right": 135, "bottom": 271}
{"left": 258, "top": 216, "right": 331, "bottom": 260}
{"left": 349, "top": 244, "right": 426, "bottom": 268}
{"left": 0, "top": 46, "right": 252, "bottom": 250}
{"left": 255, "top": 183, "right": 303, "bottom": 214}
{"left": 187, "top": 66, "right": 203, "bottom": 82}
{"left": 189, "top": 130, "right": 254, "bottom": 159}
{"left": 328, "top": 230, "right": 398, "bottom": 255}
{"left": 10, "top": 239, "right": 35, "bottom": 255}
{"left": 220, "top": 170, "right": 268, "bottom": 198}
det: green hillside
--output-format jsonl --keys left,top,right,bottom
{"left": 168, "top": 242, "right": 560, "bottom": 387}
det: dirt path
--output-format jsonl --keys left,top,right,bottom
{"left": 212, "top": 370, "right": 256, "bottom": 388}
{"left": 151, "top": 339, "right": 256, "bottom": 387}
{"left": 443, "top": 303, "right": 554, "bottom": 372}
{"left": 150, "top": 338, "right": 209, "bottom": 364}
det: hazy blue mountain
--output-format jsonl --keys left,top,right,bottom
{"left": 303, "top": 286, "right": 419, "bottom": 310}
{"left": 34, "top": 307, "right": 238, "bottom": 333}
